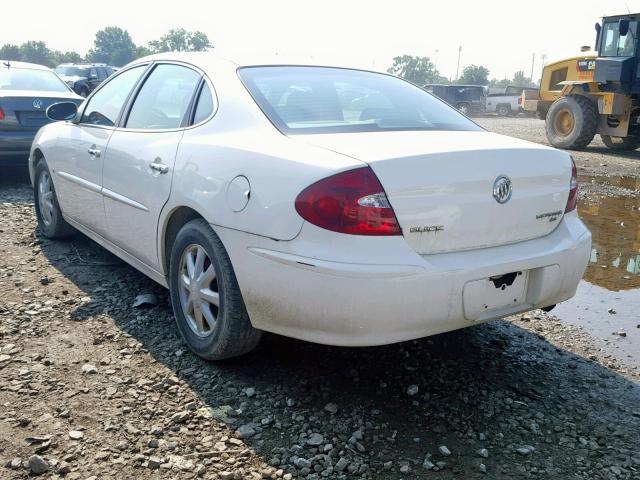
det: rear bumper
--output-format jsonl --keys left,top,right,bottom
{"left": 216, "top": 212, "right": 591, "bottom": 347}
{"left": 0, "top": 131, "right": 35, "bottom": 166}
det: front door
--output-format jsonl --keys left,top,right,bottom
{"left": 53, "top": 65, "right": 148, "bottom": 236}
{"left": 101, "top": 63, "right": 201, "bottom": 270}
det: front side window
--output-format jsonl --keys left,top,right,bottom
{"left": 0, "top": 68, "right": 70, "bottom": 92}
{"left": 602, "top": 21, "right": 638, "bottom": 56}
{"left": 80, "top": 65, "right": 146, "bottom": 127}
{"left": 125, "top": 64, "right": 201, "bottom": 129}
{"left": 238, "top": 66, "right": 482, "bottom": 134}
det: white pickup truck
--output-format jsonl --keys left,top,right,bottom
{"left": 486, "top": 86, "right": 538, "bottom": 116}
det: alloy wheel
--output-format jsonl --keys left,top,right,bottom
{"left": 38, "top": 171, "right": 55, "bottom": 227}
{"left": 178, "top": 244, "right": 220, "bottom": 337}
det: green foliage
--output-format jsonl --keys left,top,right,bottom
{"left": 19, "top": 41, "right": 54, "bottom": 67}
{"left": 512, "top": 70, "right": 535, "bottom": 87}
{"left": 149, "top": 29, "right": 212, "bottom": 53}
{"left": 87, "top": 26, "right": 137, "bottom": 67}
{"left": 0, "top": 26, "right": 213, "bottom": 69}
{"left": 55, "top": 51, "right": 83, "bottom": 64}
{"left": 387, "top": 55, "right": 443, "bottom": 86}
{"left": 457, "top": 65, "right": 490, "bottom": 85}
{"left": 489, "top": 71, "right": 536, "bottom": 89}
{"left": 0, "top": 44, "right": 21, "bottom": 61}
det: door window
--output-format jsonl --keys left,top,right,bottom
{"left": 602, "top": 21, "right": 638, "bottom": 56}
{"left": 80, "top": 65, "right": 146, "bottom": 127}
{"left": 126, "top": 64, "right": 201, "bottom": 130}
{"left": 192, "top": 82, "right": 215, "bottom": 124}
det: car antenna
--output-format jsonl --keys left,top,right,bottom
{"left": 2, "top": 61, "right": 10, "bottom": 68}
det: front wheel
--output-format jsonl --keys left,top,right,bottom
{"left": 600, "top": 134, "right": 640, "bottom": 151}
{"left": 169, "top": 219, "right": 261, "bottom": 360}
{"left": 545, "top": 95, "right": 598, "bottom": 150}
{"left": 34, "top": 159, "right": 75, "bottom": 238}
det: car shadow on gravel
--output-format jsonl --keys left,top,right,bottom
{"left": 38, "top": 229, "right": 640, "bottom": 479}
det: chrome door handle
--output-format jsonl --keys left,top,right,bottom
{"left": 88, "top": 148, "right": 101, "bottom": 158}
{"left": 149, "top": 162, "right": 169, "bottom": 174}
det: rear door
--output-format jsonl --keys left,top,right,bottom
{"left": 54, "top": 65, "right": 147, "bottom": 235}
{"left": 101, "top": 63, "right": 202, "bottom": 270}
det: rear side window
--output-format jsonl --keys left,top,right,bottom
{"left": 126, "top": 64, "right": 200, "bottom": 130}
{"left": 81, "top": 65, "right": 146, "bottom": 126}
{"left": 239, "top": 66, "right": 481, "bottom": 135}
{"left": 192, "top": 83, "right": 214, "bottom": 124}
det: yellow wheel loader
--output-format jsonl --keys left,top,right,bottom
{"left": 523, "top": 14, "right": 640, "bottom": 150}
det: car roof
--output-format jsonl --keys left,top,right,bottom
{"left": 56, "top": 63, "right": 111, "bottom": 68}
{"left": 0, "top": 60, "right": 52, "bottom": 71}
{"left": 127, "top": 51, "right": 383, "bottom": 75}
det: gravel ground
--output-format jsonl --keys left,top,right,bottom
{"left": 1, "top": 120, "right": 640, "bottom": 479}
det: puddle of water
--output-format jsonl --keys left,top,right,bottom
{"left": 553, "top": 175, "right": 640, "bottom": 363}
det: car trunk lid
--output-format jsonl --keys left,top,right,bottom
{"left": 0, "top": 90, "right": 81, "bottom": 130}
{"left": 296, "top": 130, "right": 571, "bottom": 254}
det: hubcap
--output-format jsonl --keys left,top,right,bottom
{"left": 38, "top": 171, "right": 55, "bottom": 227}
{"left": 554, "top": 109, "right": 575, "bottom": 136}
{"left": 178, "top": 244, "right": 220, "bottom": 337}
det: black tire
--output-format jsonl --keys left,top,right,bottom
{"left": 169, "top": 219, "right": 261, "bottom": 360}
{"left": 34, "top": 159, "right": 75, "bottom": 239}
{"left": 545, "top": 95, "right": 598, "bottom": 150}
{"left": 78, "top": 87, "right": 89, "bottom": 98}
{"left": 496, "top": 104, "right": 511, "bottom": 116}
{"left": 600, "top": 134, "right": 640, "bottom": 151}
{"left": 456, "top": 102, "right": 471, "bottom": 115}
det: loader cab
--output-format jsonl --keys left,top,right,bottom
{"left": 594, "top": 15, "right": 640, "bottom": 92}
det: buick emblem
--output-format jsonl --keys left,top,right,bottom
{"left": 493, "top": 175, "right": 512, "bottom": 204}
{"left": 33, "top": 99, "right": 43, "bottom": 109}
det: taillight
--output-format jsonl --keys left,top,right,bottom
{"left": 565, "top": 157, "right": 578, "bottom": 213}
{"left": 0, "top": 107, "right": 4, "bottom": 120}
{"left": 295, "top": 167, "right": 402, "bottom": 236}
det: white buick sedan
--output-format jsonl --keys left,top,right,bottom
{"left": 30, "top": 53, "right": 591, "bottom": 359}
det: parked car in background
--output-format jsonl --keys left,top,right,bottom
{"left": 54, "top": 63, "right": 116, "bottom": 97}
{"left": 31, "top": 53, "right": 590, "bottom": 360}
{"left": 486, "top": 85, "right": 538, "bottom": 116}
{"left": 423, "top": 84, "right": 487, "bottom": 115}
{"left": 0, "top": 60, "right": 83, "bottom": 167}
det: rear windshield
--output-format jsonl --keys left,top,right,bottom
{"left": 238, "top": 66, "right": 482, "bottom": 135}
{"left": 55, "top": 66, "right": 90, "bottom": 77}
{"left": 0, "top": 67, "right": 70, "bottom": 92}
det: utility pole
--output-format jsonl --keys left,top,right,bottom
{"left": 530, "top": 53, "right": 535, "bottom": 82}
{"left": 455, "top": 46, "right": 462, "bottom": 81}
{"left": 539, "top": 53, "right": 547, "bottom": 84}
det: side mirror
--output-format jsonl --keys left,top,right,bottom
{"left": 46, "top": 102, "right": 78, "bottom": 121}
{"left": 619, "top": 19, "right": 630, "bottom": 37}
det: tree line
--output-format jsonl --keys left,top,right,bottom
{"left": 0, "top": 26, "right": 212, "bottom": 68}
{"left": 387, "top": 55, "right": 536, "bottom": 89}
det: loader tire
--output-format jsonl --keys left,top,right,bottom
{"left": 545, "top": 95, "right": 598, "bottom": 150}
{"left": 600, "top": 134, "right": 640, "bottom": 151}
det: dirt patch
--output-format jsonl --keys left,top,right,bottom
{"left": 1, "top": 126, "right": 640, "bottom": 480}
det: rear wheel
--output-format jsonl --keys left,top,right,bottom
{"left": 545, "top": 95, "right": 598, "bottom": 149}
{"left": 456, "top": 102, "right": 470, "bottom": 115}
{"left": 496, "top": 104, "right": 511, "bottom": 116}
{"left": 34, "top": 159, "right": 75, "bottom": 238}
{"left": 169, "top": 219, "right": 261, "bottom": 360}
{"left": 600, "top": 134, "right": 640, "bottom": 151}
